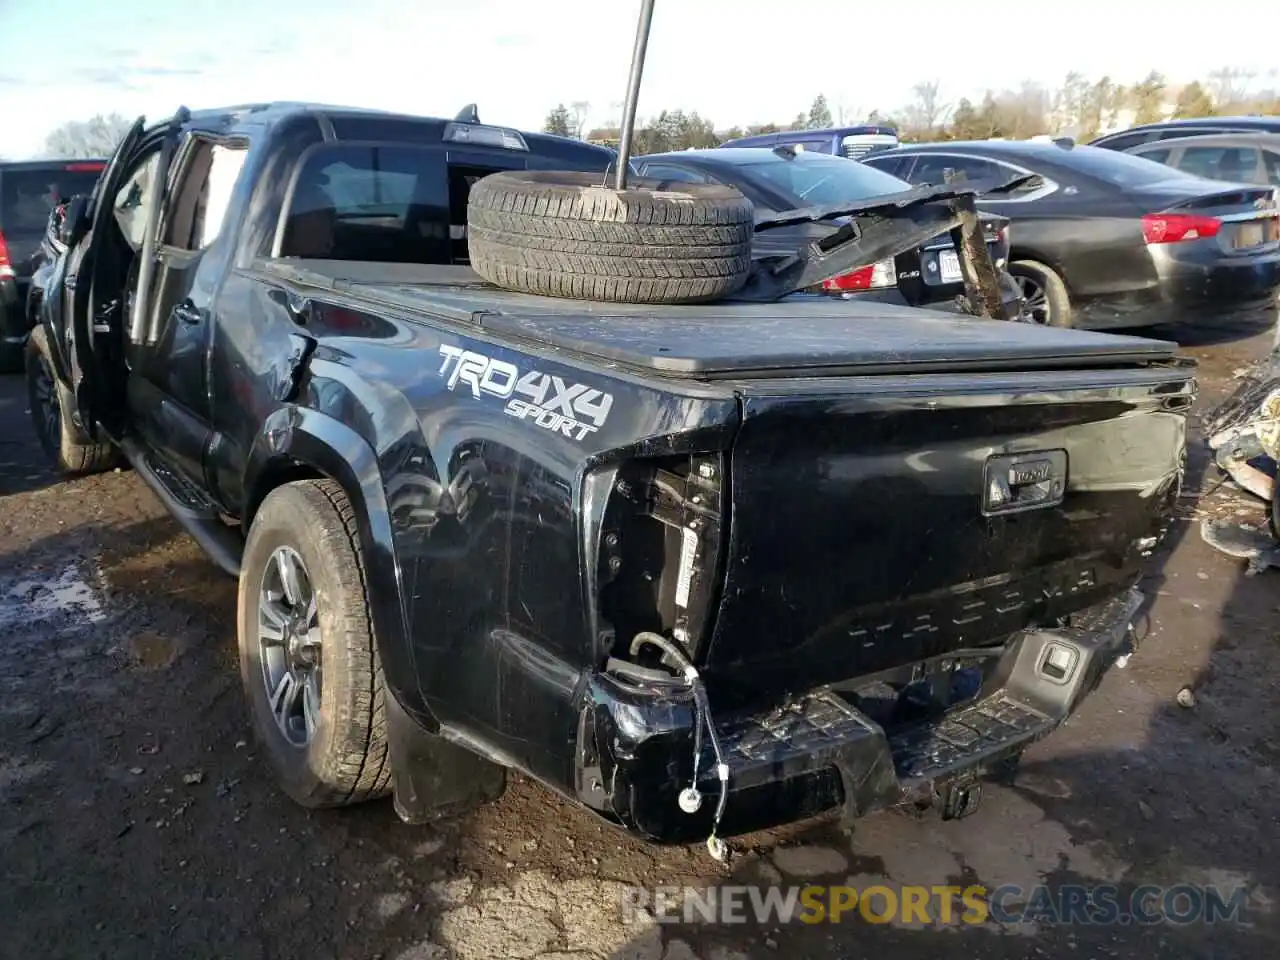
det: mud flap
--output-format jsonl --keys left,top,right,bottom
{"left": 833, "top": 728, "right": 901, "bottom": 826}
{"left": 385, "top": 687, "right": 506, "bottom": 824}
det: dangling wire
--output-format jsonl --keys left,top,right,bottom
{"left": 628, "top": 632, "right": 731, "bottom": 861}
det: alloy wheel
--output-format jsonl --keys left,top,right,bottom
{"left": 258, "top": 546, "right": 323, "bottom": 747}
{"left": 32, "top": 355, "right": 61, "bottom": 450}
{"left": 1012, "top": 275, "right": 1050, "bottom": 324}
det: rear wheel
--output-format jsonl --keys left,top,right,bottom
{"left": 24, "top": 326, "right": 120, "bottom": 474}
{"left": 237, "top": 479, "right": 392, "bottom": 808}
{"left": 1009, "top": 260, "right": 1073, "bottom": 327}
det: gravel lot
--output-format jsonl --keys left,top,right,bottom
{"left": 1, "top": 319, "right": 1277, "bottom": 960}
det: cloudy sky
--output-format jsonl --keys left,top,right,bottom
{"left": 1, "top": 0, "right": 1277, "bottom": 158}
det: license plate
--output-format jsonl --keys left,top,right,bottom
{"left": 938, "top": 249, "right": 962, "bottom": 282}
{"left": 1231, "top": 221, "right": 1266, "bottom": 250}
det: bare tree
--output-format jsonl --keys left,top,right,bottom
{"left": 901, "top": 80, "right": 951, "bottom": 137}
{"left": 1207, "top": 67, "right": 1253, "bottom": 111}
{"left": 43, "top": 113, "right": 134, "bottom": 159}
{"left": 569, "top": 101, "right": 591, "bottom": 139}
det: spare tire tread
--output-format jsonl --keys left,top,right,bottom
{"left": 469, "top": 232, "right": 750, "bottom": 275}
{"left": 469, "top": 263, "right": 736, "bottom": 304}
{"left": 466, "top": 171, "right": 755, "bottom": 304}
{"left": 468, "top": 206, "right": 751, "bottom": 248}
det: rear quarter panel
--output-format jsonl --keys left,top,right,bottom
{"left": 985, "top": 182, "right": 1158, "bottom": 299}
{"left": 216, "top": 280, "right": 741, "bottom": 788}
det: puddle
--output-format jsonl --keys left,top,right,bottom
{"left": 0, "top": 561, "right": 109, "bottom": 634}
{"left": 126, "top": 630, "right": 178, "bottom": 670}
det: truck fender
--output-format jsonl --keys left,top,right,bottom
{"left": 243, "top": 405, "right": 433, "bottom": 725}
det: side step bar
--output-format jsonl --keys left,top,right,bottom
{"left": 117, "top": 437, "right": 243, "bottom": 577}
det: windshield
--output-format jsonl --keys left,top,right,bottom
{"left": 733, "top": 153, "right": 910, "bottom": 208}
{"left": 1057, "top": 146, "right": 1198, "bottom": 188}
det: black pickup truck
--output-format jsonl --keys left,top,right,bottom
{"left": 27, "top": 102, "right": 1194, "bottom": 854}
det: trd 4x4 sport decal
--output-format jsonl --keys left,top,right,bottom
{"left": 437, "top": 345, "right": 614, "bottom": 441}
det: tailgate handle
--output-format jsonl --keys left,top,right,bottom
{"left": 982, "top": 450, "right": 1068, "bottom": 517}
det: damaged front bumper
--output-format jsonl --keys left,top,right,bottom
{"left": 575, "top": 588, "right": 1142, "bottom": 843}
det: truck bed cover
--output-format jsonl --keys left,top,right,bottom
{"left": 261, "top": 260, "right": 1180, "bottom": 378}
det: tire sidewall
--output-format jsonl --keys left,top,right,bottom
{"left": 24, "top": 327, "right": 69, "bottom": 462}
{"left": 1010, "top": 261, "right": 1073, "bottom": 328}
{"left": 238, "top": 488, "right": 356, "bottom": 806}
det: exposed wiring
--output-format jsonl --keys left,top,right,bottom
{"left": 628, "top": 631, "right": 731, "bottom": 862}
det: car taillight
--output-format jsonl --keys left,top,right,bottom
{"left": 64, "top": 162, "right": 104, "bottom": 172}
{"left": 822, "top": 257, "right": 896, "bottom": 292}
{"left": 0, "top": 229, "right": 13, "bottom": 278}
{"left": 1142, "top": 213, "right": 1222, "bottom": 244}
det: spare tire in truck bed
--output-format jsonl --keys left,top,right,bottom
{"left": 466, "top": 171, "right": 754, "bottom": 303}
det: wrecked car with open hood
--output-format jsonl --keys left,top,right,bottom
{"left": 26, "top": 97, "right": 1193, "bottom": 858}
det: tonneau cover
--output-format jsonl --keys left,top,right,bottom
{"left": 261, "top": 260, "right": 1179, "bottom": 378}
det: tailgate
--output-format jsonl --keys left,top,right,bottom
{"left": 702, "top": 366, "right": 1193, "bottom": 694}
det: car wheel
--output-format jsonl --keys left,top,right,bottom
{"left": 1009, "top": 260, "right": 1073, "bottom": 328}
{"left": 466, "top": 170, "right": 754, "bottom": 304}
{"left": 237, "top": 479, "right": 392, "bottom": 808}
{"left": 24, "top": 326, "right": 120, "bottom": 474}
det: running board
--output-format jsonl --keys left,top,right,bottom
{"left": 117, "top": 437, "right": 243, "bottom": 577}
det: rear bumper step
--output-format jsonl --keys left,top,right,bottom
{"left": 578, "top": 588, "right": 1141, "bottom": 842}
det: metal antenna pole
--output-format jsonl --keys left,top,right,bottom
{"left": 614, "top": 0, "right": 655, "bottom": 190}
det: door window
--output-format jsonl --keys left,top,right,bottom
{"left": 113, "top": 150, "right": 163, "bottom": 251}
{"left": 162, "top": 140, "right": 249, "bottom": 251}
{"left": 905, "top": 154, "right": 1012, "bottom": 192}
{"left": 1176, "top": 145, "right": 1262, "bottom": 183}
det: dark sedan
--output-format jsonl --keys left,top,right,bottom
{"left": 632, "top": 147, "right": 1019, "bottom": 316}
{"left": 864, "top": 140, "right": 1280, "bottom": 330}
{"left": 0, "top": 158, "right": 107, "bottom": 371}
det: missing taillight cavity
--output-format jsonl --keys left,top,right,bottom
{"left": 596, "top": 453, "right": 726, "bottom": 663}
{"left": 1142, "top": 213, "right": 1222, "bottom": 244}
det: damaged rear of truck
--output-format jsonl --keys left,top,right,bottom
{"left": 34, "top": 103, "right": 1194, "bottom": 856}
{"left": 371, "top": 278, "right": 1193, "bottom": 851}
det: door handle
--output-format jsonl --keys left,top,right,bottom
{"left": 174, "top": 301, "right": 205, "bottom": 325}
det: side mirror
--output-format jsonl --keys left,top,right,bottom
{"left": 59, "top": 194, "right": 91, "bottom": 245}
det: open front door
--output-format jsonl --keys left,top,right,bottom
{"left": 66, "top": 115, "right": 146, "bottom": 438}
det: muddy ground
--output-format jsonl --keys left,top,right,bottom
{"left": 1, "top": 321, "right": 1278, "bottom": 960}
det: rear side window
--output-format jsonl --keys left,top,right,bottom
{"left": 0, "top": 164, "right": 104, "bottom": 233}
{"left": 1176, "top": 145, "right": 1262, "bottom": 184}
{"left": 640, "top": 162, "right": 711, "bottom": 183}
{"left": 1264, "top": 149, "right": 1280, "bottom": 186}
{"left": 280, "top": 144, "right": 452, "bottom": 262}
{"left": 862, "top": 154, "right": 911, "bottom": 178}
{"left": 1095, "top": 131, "right": 1160, "bottom": 151}
{"left": 778, "top": 139, "right": 832, "bottom": 155}
{"left": 1132, "top": 147, "right": 1172, "bottom": 166}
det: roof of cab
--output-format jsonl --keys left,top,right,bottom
{"left": 158, "top": 102, "right": 616, "bottom": 162}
